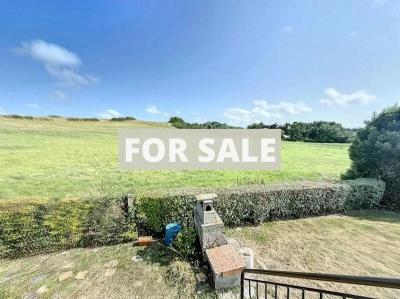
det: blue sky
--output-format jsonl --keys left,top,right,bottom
{"left": 0, "top": 0, "right": 399, "bottom": 127}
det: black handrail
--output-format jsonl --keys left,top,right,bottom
{"left": 241, "top": 269, "right": 400, "bottom": 299}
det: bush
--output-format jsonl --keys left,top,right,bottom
{"left": 2, "top": 114, "right": 34, "bottom": 120}
{"left": 110, "top": 116, "right": 136, "bottom": 121}
{"left": 136, "top": 179, "right": 385, "bottom": 232}
{"left": 168, "top": 116, "right": 240, "bottom": 129}
{"left": 0, "top": 197, "right": 137, "bottom": 258}
{"left": 343, "top": 105, "right": 400, "bottom": 208}
{"left": 0, "top": 179, "right": 384, "bottom": 258}
{"left": 173, "top": 227, "right": 198, "bottom": 260}
{"left": 67, "top": 117, "right": 99, "bottom": 122}
{"left": 247, "top": 121, "right": 355, "bottom": 143}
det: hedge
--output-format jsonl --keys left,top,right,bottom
{"left": 0, "top": 179, "right": 385, "bottom": 259}
{"left": 0, "top": 197, "right": 137, "bottom": 258}
{"left": 135, "top": 179, "right": 385, "bottom": 232}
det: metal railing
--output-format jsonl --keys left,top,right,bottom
{"left": 241, "top": 269, "right": 400, "bottom": 299}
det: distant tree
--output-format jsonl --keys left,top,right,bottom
{"left": 247, "top": 121, "right": 354, "bottom": 143}
{"left": 168, "top": 117, "right": 240, "bottom": 129}
{"left": 168, "top": 116, "right": 186, "bottom": 128}
{"left": 110, "top": 116, "right": 136, "bottom": 121}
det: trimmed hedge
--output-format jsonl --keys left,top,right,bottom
{"left": 0, "top": 197, "right": 137, "bottom": 258}
{"left": 136, "top": 179, "right": 385, "bottom": 232}
{"left": 0, "top": 179, "right": 385, "bottom": 259}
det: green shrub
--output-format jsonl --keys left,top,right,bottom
{"left": 0, "top": 179, "right": 384, "bottom": 259}
{"left": 66, "top": 117, "right": 100, "bottom": 121}
{"left": 343, "top": 105, "right": 400, "bottom": 208}
{"left": 110, "top": 116, "right": 136, "bottom": 121}
{"left": 173, "top": 227, "right": 198, "bottom": 260}
{"left": 2, "top": 114, "right": 34, "bottom": 120}
{"left": 136, "top": 179, "right": 385, "bottom": 232}
{"left": 0, "top": 197, "right": 137, "bottom": 258}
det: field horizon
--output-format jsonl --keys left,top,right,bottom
{"left": 0, "top": 117, "right": 350, "bottom": 199}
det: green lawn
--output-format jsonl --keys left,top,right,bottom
{"left": 0, "top": 117, "right": 350, "bottom": 199}
{"left": 226, "top": 210, "right": 400, "bottom": 299}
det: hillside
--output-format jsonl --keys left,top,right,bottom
{"left": 0, "top": 117, "right": 350, "bottom": 199}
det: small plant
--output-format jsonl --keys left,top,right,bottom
{"left": 173, "top": 227, "right": 198, "bottom": 260}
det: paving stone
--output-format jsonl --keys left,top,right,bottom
{"left": 36, "top": 285, "right": 48, "bottom": 294}
{"left": 75, "top": 270, "right": 89, "bottom": 280}
{"left": 58, "top": 271, "right": 74, "bottom": 282}
{"left": 131, "top": 255, "right": 143, "bottom": 262}
{"left": 104, "top": 267, "right": 116, "bottom": 277}
{"left": 195, "top": 272, "right": 208, "bottom": 283}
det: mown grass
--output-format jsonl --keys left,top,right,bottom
{"left": 226, "top": 210, "right": 400, "bottom": 298}
{"left": 0, "top": 117, "right": 350, "bottom": 199}
{"left": 0, "top": 243, "right": 210, "bottom": 299}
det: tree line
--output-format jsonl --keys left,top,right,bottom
{"left": 169, "top": 117, "right": 356, "bottom": 143}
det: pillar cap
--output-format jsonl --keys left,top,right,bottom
{"left": 195, "top": 193, "right": 217, "bottom": 202}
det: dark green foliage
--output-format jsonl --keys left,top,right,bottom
{"left": 343, "top": 105, "right": 400, "bottom": 208}
{"left": 168, "top": 116, "right": 240, "bottom": 129}
{"left": 248, "top": 121, "right": 355, "bottom": 143}
{"left": 0, "top": 197, "right": 137, "bottom": 258}
{"left": 136, "top": 179, "right": 384, "bottom": 231}
{"left": 110, "top": 116, "right": 136, "bottom": 121}
{"left": 173, "top": 227, "right": 198, "bottom": 260}
{"left": 67, "top": 117, "right": 100, "bottom": 121}
{"left": 2, "top": 114, "right": 34, "bottom": 120}
{"left": 0, "top": 180, "right": 384, "bottom": 258}
{"left": 168, "top": 116, "right": 186, "bottom": 128}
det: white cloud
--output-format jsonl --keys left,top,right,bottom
{"left": 224, "top": 100, "right": 312, "bottom": 125}
{"left": 46, "top": 65, "right": 98, "bottom": 86}
{"left": 281, "top": 25, "right": 293, "bottom": 33}
{"left": 146, "top": 105, "right": 161, "bottom": 115}
{"left": 15, "top": 39, "right": 98, "bottom": 87}
{"left": 320, "top": 87, "right": 376, "bottom": 107}
{"left": 98, "top": 109, "right": 123, "bottom": 119}
{"left": 15, "top": 39, "right": 81, "bottom": 67}
{"left": 55, "top": 90, "right": 67, "bottom": 100}
{"left": 26, "top": 103, "right": 39, "bottom": 108}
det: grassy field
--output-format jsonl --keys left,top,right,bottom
{"left": 0, "top": 117, "right": 350, "bottom": 199}
{"left": 226, "top": 210, "right": 400, "bottom": 298}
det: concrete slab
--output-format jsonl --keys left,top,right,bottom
{"left": 206, "top": 244, "right": 246, "bottom": 290}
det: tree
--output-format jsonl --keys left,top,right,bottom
{"left": 343, "top": 105, "right": 400, "bottom": 208}
{"left": 168, "top": 116, "right": 186, "bottom": 128}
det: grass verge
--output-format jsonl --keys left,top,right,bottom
{"left": 226, "top": 210, "right": 400, "bottom": 298}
